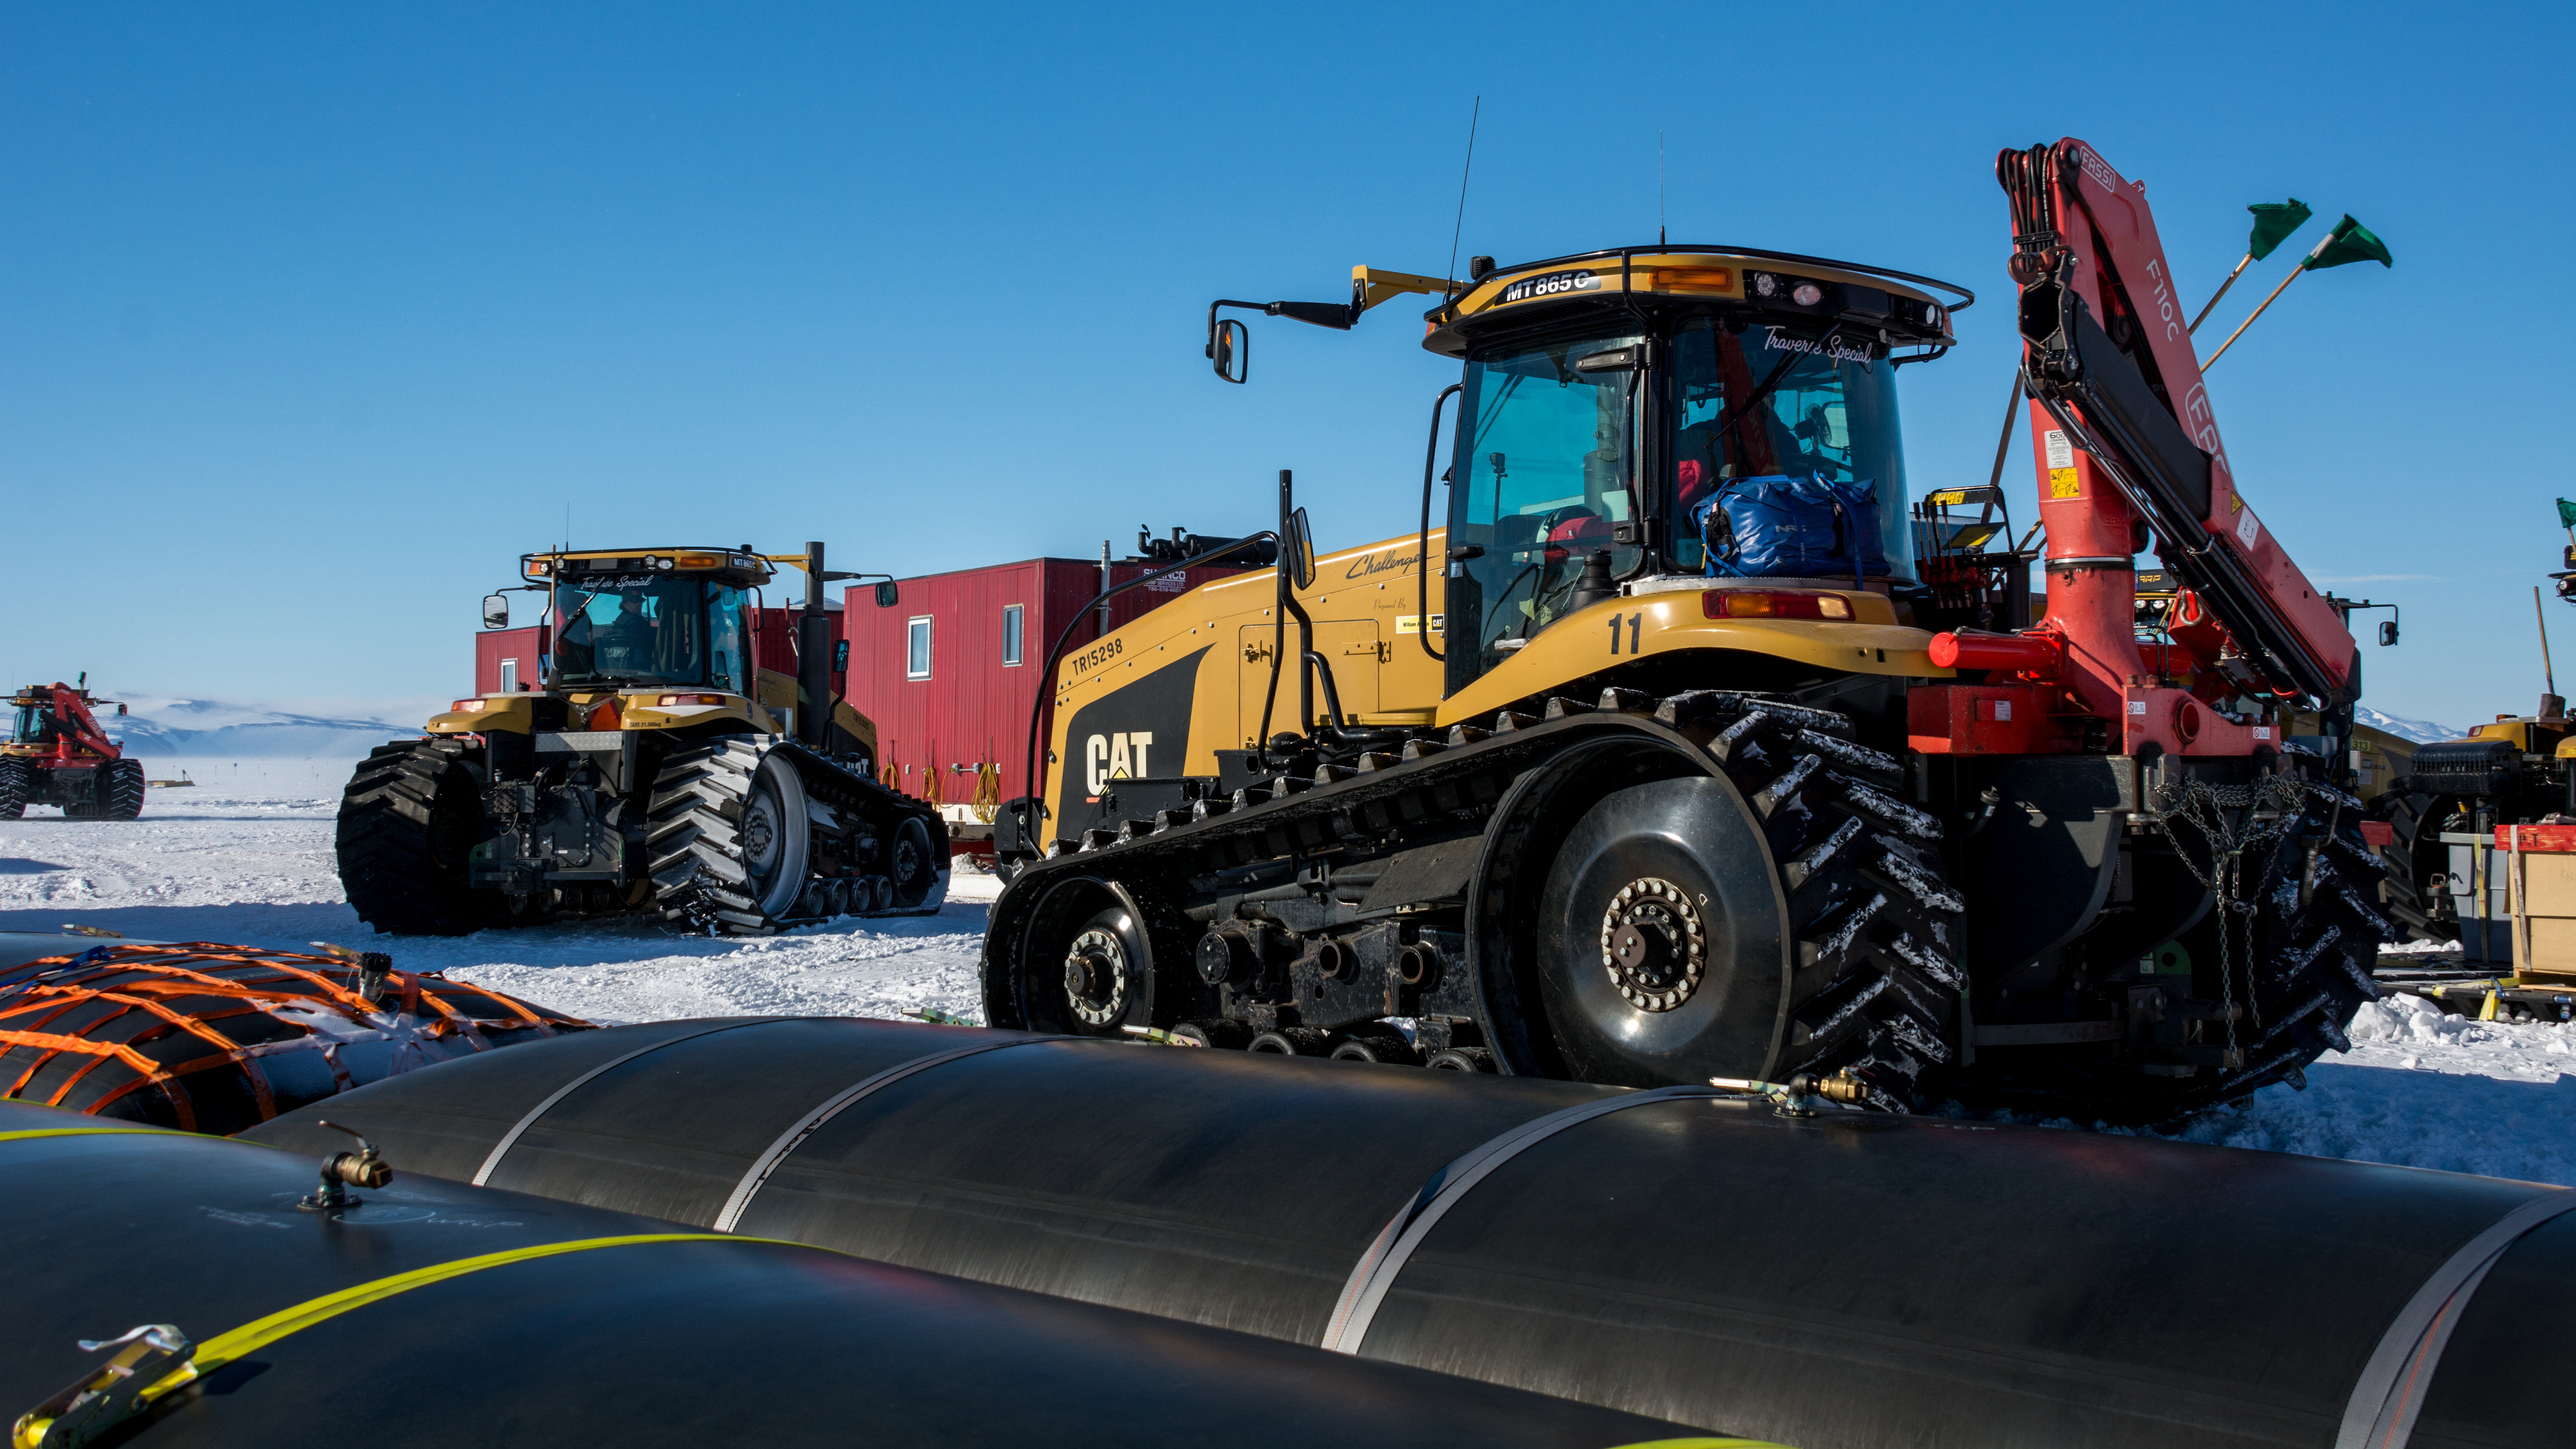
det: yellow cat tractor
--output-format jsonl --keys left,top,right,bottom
{"left": 981, "top": 139, "right": 2392, "bottom": 1121}
{"left": 337, "top": 542, "right": 945, "bottom": 936}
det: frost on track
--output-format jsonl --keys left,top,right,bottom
{"left": 7, "top": 754, "right": 2575, "bottom": 1186}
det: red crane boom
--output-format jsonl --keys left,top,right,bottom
{"left": 1994, "top": 139, "right": 2360, "bottom": 759}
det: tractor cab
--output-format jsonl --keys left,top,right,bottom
{"left": 1423, "top": 251, "right": 1962, "bottom": 692}
{"left": 527, "top": 547, "right": 773, "bottom": 696}
{"left": 433, "top": 547, "right": 787, "bottom": 739}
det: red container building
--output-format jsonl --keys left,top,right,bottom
{"left": 842, "top": 554, "right": 1254, "bottom": 820}
{"left": 473, "top": 626, "right": 549, "bottom": 695}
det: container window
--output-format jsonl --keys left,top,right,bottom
{"left": 907, "top": 616, "right": 933, "bottom": 680}
{"left": 1002, "top": 604, "right": 1024, "bottom": 667}
{"left": 498, "top": 658, "right": 519, "bottom": 693}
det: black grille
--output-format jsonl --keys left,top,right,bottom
{"left": 2409, "top": 737, "right": 2521, "bottom": 797}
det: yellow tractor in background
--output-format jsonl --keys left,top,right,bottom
{"left": 2366, "top": 529, "right": 2576, "bottom": 951}
{"left": 338, "top": 542, "right": 945, "bottom": 936}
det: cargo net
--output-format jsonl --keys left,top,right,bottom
{"left": 0, "top": 943, "right": 592, "bottom": 1135}
{"left": 2137, "top": 757, "right": 2394, "bottom": 1094}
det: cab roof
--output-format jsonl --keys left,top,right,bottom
{"left": 524, "top": 546, "right": 777, "bottom": 587}
{"left": 1412, "top": 245, "right": 1973, "bottom": 358}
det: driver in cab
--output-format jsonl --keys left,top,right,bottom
{"left": 593, "top": 594, "right": 658, "bottom": 674}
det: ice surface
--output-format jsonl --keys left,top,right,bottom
{"left": 6, "top": 752, "right": 2570, "bottom": 1185}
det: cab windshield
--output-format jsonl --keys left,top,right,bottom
{"left": 1448, "top": 332, "right": 1646, "bottom": 680}
{"left": 552, "top": 574, "right": 753, "bottom": 692}
{"left": 1668, "top": 317, "right": 1912, "bottom": 579}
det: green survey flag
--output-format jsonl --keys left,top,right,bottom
{"left": 2246, "top": 199, "right": 2311, "bottom": 260}
{"left": 2557, "top": 497, "right": 2576, "bottom": 529}
{"left": 2302, "top": 214, "right": 2394, "bottom": 271}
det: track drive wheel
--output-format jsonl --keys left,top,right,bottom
{"left": 336, "top": 739, "right": 492, "bottom": 936}
{"left": 1001, "top": 876, "right": 1162, "bottom": 1036}
{"left": 0, "top": 759, "right": 28, "bottom": 820}
{"left": 1532, "top": 705, "right": 1963, "bottom": 1108}
{"left": 100, "top": 759, "right": 147, "bottom": 820}
{"left": 889, "top": 815, "right": 939, "bottom": 908}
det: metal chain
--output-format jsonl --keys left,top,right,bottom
{"left": 2138, "top": 768, "right": 2331, "bottom": 1064}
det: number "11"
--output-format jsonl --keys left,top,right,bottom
{"left": 1607, "top": 610, "right": 1642, "bottom": 655}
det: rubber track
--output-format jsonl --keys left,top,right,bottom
{"left": 992, "top": 687, "right": 1965, "bottom": 1108}
{"left": 100, "top": 758, "right": 147, "bottom": 820}
{"left": 2213, "top": 790, "right": 2394, "bottom": 1105}
{"left": 1703, "top": 699, "right": 1964, "bottom": 1108}
{"left": 0, "top": 759, "right": 26, "bottom": 820}
{"left": 336, "top": 738, "right": 487, "bottom": 936}
{"left": 2365, "top": 786, "right": 2451, "bottom": 943}
{"left": 647, "top": 735, "right": 944, "bottom": 936}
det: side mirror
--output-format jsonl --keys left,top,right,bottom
{"left": 2379, "top": 620, "right": 2399, "bottom": 647}
{"left": 833, "top": 639, "right": 850, "bottom": 672}
{"left": 1285, "top": 507, "right": 1318, "bottom": 591}
{"left": 483, "top": 594, "right": 510, "bottom": 629}
{"left": 1211, "top": 317, "right": 1248, "bottom": 384}
{"left": 117, "top": 703, "right": 128, "bottom": 716}
{"left": 873, "top": 580, "right": 900, "bottom": 608}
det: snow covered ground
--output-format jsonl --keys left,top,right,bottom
{"left": 6, "top": 752, "right": 2571, "bottom": 1186}
{"left": 0, "top": 756, "right": 994, "bottom": 1027}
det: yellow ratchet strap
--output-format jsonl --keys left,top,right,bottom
{"left": 1604, "top": 1439, "right": 1795, "bottom": 1448}
{"left": 0, "top": 1128, "right": 204, "bottom": 1144}
{"left": 14, "top": 1234, "right": 787, "bottom": 1448}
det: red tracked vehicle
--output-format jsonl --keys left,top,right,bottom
{"left": 1, "top": 679, "right": 146, "bottom": 820}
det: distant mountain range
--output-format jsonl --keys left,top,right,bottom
{"left": 2356, "top": 708, "right": 2465, "bottom": 744}
{"left": 77, "top": 691, "right": 2473, "bottom": 757}
{"left": 99, "top": 692, "right": 433, "bottom": 759}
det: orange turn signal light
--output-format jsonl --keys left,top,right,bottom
{"left": 1653, "top": 267, "right": 1735, "bottom": 294}
{"left": 674, "top": 553, "right": 723, "bottom": 569}
{"left": 655, "top": 694, "right": 728, "bottom": 706}
{"left": 1701, "top": 589, "right": 1852, "bottom": 621}
{"left": 450, "top": 699, "right": 486, "bottom": 712}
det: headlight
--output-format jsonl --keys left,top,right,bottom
{"left": 1749, "top": 272, "right": 1781, "bottom": 299}
{"left": 1791, "top": 281, "right": 1824, "bottom": 307}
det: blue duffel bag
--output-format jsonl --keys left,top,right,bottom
{"left": 1690, "top": 475, "right": 1888, "bottom": 582}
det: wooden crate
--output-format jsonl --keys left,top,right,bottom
{"left": 2499, "top": 828, "right": 2576, "bottom": 979}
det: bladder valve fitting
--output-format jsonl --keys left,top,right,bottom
{"left": 299, "top": 1120, "right": 393, "bottom": 1211}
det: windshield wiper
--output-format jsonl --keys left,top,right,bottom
{"left": 1719, "top": 324, "right": 1845, "bottom": 448}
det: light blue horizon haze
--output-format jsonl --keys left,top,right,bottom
{"left": 4, "top": 2, "right": 2568, "bottom": 731}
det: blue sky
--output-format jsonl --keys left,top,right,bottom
{"left": 5, "top": 1, "right": 2568, "bottom": 729}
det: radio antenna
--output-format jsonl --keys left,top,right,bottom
{"left": 1443, "top": 96, "right": 1481, "bottom": 299}
{"left": 1658, "top": 131, "right": 1666, "bottom": 246}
